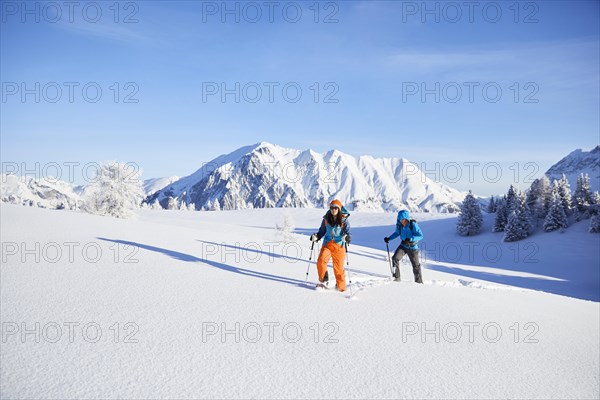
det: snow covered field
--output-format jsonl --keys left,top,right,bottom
{"left": 1, "top": 204, "right": 599, "bottom": 399}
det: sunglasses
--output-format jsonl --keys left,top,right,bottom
{"left": 330, "top": 206, "right": 340, "bottom": 210}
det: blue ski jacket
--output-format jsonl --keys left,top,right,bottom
{"left": 388, "top": 210, "right": 423, "bottom": 250}
{"left": 317, "top": 206, "right": 351, "bottom": 246}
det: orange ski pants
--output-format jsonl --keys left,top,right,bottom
{"left": 316, "top": 240, "right": 347, "bottom": 291}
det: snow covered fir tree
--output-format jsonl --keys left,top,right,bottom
{"left": 554, "top": 174, "right": 573, "bottom": 218}
{"left": 504, "top": 191, "right": 532, "bottom": 242}
{"left": 572, "top": 173, "right": 594, "bottom": 220}
{"left": 487, "top": 173, "right": 600, "bottom": 236}
{"left": 505, "top": 184, "right": 519, "bottom": 213}
{"left": 493, "top": 185, "right": 523, "bottom": 234}
{"left": 456, "top": 190, "right": 483, "bottom": 236}
{"left": 525, "top": 176, "right": 552, "bottom": 225}
{"left": 492, "top": 196, "right": 508, "bottom": 232}
{"left": 543, "top": 192, "right": 569, "bottom": 232}
{"left": 486, "top": 195, "right": 497, "bottom": 213}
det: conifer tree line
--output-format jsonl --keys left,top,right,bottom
{"left": 457, "top": 173, "right": 600, "bottom": 240}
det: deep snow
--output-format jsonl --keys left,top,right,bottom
{"left": 1, "top": 204, "right": 599, "bottom": 399}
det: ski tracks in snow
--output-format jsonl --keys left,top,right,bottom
{"left": 322, "top": 268, "right": 531, "bottom": 300}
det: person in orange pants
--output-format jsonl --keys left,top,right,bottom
{"left": 310, "top": 199, "right": 351, "bottom": 292}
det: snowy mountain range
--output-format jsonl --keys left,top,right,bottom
{"left": 146, "top": 142, "right": 466, "bottom": 212}
{"left": 3, "top": 144, "right": 598, "bottom": 212}
{"left": 0, "top": 173, "right": 179, "bottom": 210}
{"left": 546, "top": 145, "right": 600, "bottom": 191}
{"left": 0, "top": 174, "right": 83, "bottom": 210}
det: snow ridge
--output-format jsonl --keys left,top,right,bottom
{"left": 546, "top": 145, "right": 600, "bottom": 191}
{"left": 143, "top": 176, "right": 180, "bottom": 196}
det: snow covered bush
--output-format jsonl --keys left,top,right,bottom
{"left": 166, "top": 197, "right": 178, "bottom": 210}
{"left": 84, "top": 162, "right": 144, "bottom": 218}
{"left": 275, "top": 212, "right": 296, "bottom": 243}
{"left": 457, "top": 191, "right": 483, "bottom": 236}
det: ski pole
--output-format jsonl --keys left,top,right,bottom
{"left": 344, "top": 242, "right": 352, "bottom": 286}
{"left": 385, "top": 242, "right": 394, "bottom": 278}
{"left": 305, "top": 241, "right": 315, "bottom": 282}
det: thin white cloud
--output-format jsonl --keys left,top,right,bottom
{"left": 380, "top": 37, "right": 600, "bottom": 97}
{"left": 384, "top": 37, "right": 599, "bottom": 75}
{"left": 387, "top": 50, "right": 512, "bottom": 70}
{"left": 51, "top": 18, "right": 150, "bottom": 45}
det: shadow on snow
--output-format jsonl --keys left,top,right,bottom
{"left": 97, "top": 237, "right": 313, "bottom": 290}
{"left": 347, "top": 218, "right": 600, "bottom": 302}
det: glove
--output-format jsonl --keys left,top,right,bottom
{"left": 343, "top": 234, "right": 350, "bottom": 244}
{"left": 402, "top": 238, "right": 416, "bottom": 247}
{"left": 310, "top": 233, "right": 319, "bottom": 242}
{"left": 384, "top": 237, "right": 390, "bottom": 243}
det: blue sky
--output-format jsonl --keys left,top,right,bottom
{"left": 1, "top": 0, "right": 599, "bottom": 195}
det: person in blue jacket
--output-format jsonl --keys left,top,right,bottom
{"left": 384, "top": 210, "right": 424, "bottom": 283}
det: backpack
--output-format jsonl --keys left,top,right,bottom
{"left": 397, "top": 219, "right": 417, "bottom": 234}
{"left": 409, "top": 219, "right": 416, "bottom": 232}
